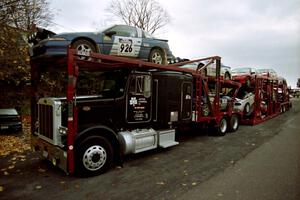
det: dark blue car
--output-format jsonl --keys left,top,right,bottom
{"left": 0, "top": 108, "right": 22, "bottom": 133}
{"left": 30, "top": 24, "right": 174, "bottom": 65}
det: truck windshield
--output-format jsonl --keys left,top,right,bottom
{"left": 37, "top": 69, "right": 128, "bottom": 99}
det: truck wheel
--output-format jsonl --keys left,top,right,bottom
{"left": 282, "top": 105, "right": 286, "bottom": 113}
{"left": 215, "top": 117, "right": 227, "bottom": 136}
{"left": 229, "top": 114, "right": 239, "bottom": 132}
{"left": 76, "top": 135, "right": 113, "bottom": 176}
{"left": 71, "top": 39, "right": 96, "bottom": 59}
{"left": 149, "top": 48, "right": 166, "bottom": 65}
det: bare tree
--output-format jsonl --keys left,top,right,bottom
{"left": 107, "top": 0, "right": 170, "bottom": 34}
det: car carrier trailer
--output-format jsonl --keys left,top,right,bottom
{"left": 30, "top": 49, "right": 241, "bottom": 176}
{"left": 232, "top": 74, "right": 291, "bottom": 125}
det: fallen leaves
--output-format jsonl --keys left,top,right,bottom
{"left": 8, "top": 165, "right": 15, "bottom": 170}
{"left": 35, "top": 185, "right": 42, "bottom": 190}
{"left": 38, "top": 168, "right": 46, "bottom": 173}
{"left": 0, "top": 136, "right": 31, "bottom": 156}
{"left": 156, "top": 181, "right": 166, "bottom": 185}
{"left": 0, "top": 117, "right": 31, "bottom": 157}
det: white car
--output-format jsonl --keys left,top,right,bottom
{"left": 180, "top": 61, "right": 232, "bottom": 80}
{"left": 234, "top": 92, "right": 255, "bottom": 115}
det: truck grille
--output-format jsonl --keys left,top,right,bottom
{"left": 38, "top": 104, "right": 53, "bottom": 139}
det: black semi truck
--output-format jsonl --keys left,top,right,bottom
{"left": 31, "top": 50, "right": 241, "bottom": 176}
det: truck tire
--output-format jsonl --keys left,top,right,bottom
{"left": 149, "top": 48, "right": 166, "bottom": 65}
{"left": 229, "top": 114, "right": 239, "bottom": 132}
{"left": 215, "top": 117, "right": 227, "bottom": 136}
{"left": 76, "top": 135, "right": 113, "bottom": 176}
{"left": 71, "top": 39, "right": 97, "bottom": 59}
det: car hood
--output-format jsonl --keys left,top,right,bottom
{"left": 54, "top": 32, "right": 104, "bottom": 42}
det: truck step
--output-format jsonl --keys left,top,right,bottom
{"left": 158, "top": 129, "right": 179, "bottom": 148}
{"left": 159, "top": 141, "right": 179, "bottom": 148}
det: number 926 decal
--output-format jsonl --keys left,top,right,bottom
{"left": 118, "top": 38, "right": 133, "bottom": 55}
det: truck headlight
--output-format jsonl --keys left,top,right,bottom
{"left": 58, "top": 126, "right": 68, "bottom": 135}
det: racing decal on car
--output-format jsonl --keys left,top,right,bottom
{"left": 118, "top": 38, "right": 133, "bottom": 55}
{"left": 110, "top": 36, "right": 142, "bottom": 57}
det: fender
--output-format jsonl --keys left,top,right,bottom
{"left": 75, "top": 125, "right": 123, "bottom": 167}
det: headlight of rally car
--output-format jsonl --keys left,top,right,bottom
{"left": 47, "top": 37, "right": 67, "bottom": 41}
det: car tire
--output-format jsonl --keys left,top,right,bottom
{"left": 71, "top": 39, "right": 97, "bottom": 59}
{"left": 149, "top": 48, "right": 166, "bottom": 65}
{"left": 229, "top": 114, "right": 239, "bottom": 132}
{"left": 244, "top": 103, "right": 251, "bottom": 115}
{"left": 224, "top": 72, "right": 231, "bottom": 80}
{"left": 76, "top": 135, "right": 113, "bottom": 177}
{"left": 215, "top": 117, "right": 227, "bottom": 136}
{"left": 245, "top": 77, "right": 251, "bottom": 87}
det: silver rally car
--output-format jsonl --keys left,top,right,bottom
{"left": 29, "top": 25, "right": 174, "bottom": 65}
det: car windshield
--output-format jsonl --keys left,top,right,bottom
{"left": 232, "top": 68, "right": 250, "bottom": 74}
{"left": 143, "top": 30, "right": 154, "bottom": 38}
{"left": 257, "top": 69, "right": 268, "bottom": 73}
{"left": 0, "top": 109, "right": 18, "bottom": 115}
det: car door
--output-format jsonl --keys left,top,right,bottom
{"left": 102, "top": 25, "right": 142, "bottom": 58}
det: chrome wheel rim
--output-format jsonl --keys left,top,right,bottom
{"left": 232, "top": 116, "right": 238, "bottom": 130}
{"left": 76, "top": 44, "right": 92, "bottom": 58}
{"left": 151, "top": 52, "right": 162, "bottom": 64}
{"left": 220, "top": 119, "right": 227, "bottom": 133}
{"left": 83, "top": 145, "right": 107, "bottom": 171}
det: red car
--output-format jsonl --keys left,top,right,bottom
{"left": 231, "top": 67, "right": 258, "bottom": 87}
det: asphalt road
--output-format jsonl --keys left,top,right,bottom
{"left": 1, "top": 99, "right": 299, "bottom": 200}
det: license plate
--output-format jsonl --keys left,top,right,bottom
{"left": 0, "top": 125, "right": 8, "bottom": 130}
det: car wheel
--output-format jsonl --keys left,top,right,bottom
{"left": 245, "top": 77, "right": 251, "bottom": 87}
{"left": 71, "top": 39, "right": 97, "bottom": 59}
{"left": 244, "top": 103, "right": 251, "bottom": 115}
{"left": 149, "top": 48, "right": 166, "bottom": 65}
{"left": 215, "top": 117, "right": 227, "bottom": 136}
{"left": 229, "top": 114, "right": 239, "bottom": 132}
{"left": 224, "top": 72, "right": 231, "bottom": 80}
{"left": 76, "top": 135, "right": 113, "bottom": 176}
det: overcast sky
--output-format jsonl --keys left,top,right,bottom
{"left": 49, "top": 0, "right": 300, "bottom": 87}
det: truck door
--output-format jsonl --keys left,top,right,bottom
{"left": 126, "top": 73, "right": 152, "bottom": 123}
{"left": 181, "top": 82, "right": 192, "bottom": 119}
